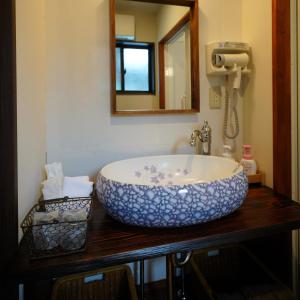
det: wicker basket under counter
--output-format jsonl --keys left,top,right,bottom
{"left": 21, "top": 197, "right": 92, "bottom": 260}
{"left": 51, "top": 265, "right": 138, "bottom": 300}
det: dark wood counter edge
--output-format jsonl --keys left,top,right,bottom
{"left": 14, "top": 218, "right": 300, "bottom": 282}
{"left": 15, "top": 221, "right": 300, "bottom": 283}
{"left": 11, "top": 187, "right": 300, "bottom": 282}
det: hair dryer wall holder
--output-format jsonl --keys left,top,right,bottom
{"left": 209, "top": 65, "right": 251, "bottom": 76}
{"left": 206, "top": 41, "right": 251, "bottom": 76}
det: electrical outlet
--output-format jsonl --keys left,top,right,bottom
{"left": 209, "top": 88, "right": 221, "bottom": 109}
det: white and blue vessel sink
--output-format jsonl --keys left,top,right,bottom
{"left": 96, "top": 155, "right": 248, "bottom": 228}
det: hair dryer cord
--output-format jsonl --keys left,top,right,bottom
{"left": 224, "top": 90, "right": 239, "bottom": 139}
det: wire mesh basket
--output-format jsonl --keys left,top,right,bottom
{"left": 21, "top": 197, "right": 92, "bottom": 260}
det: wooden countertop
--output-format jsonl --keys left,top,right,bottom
{"left": 12, "top": 187, "right": 300, "bottom": 282}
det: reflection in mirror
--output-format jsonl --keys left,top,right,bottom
{"left": 159, "top": 15, "right": 191, "bottom": 110}
{"left": 111, "top": 0, "right": 199, "bottom": 114}
{"left": 116, "top": 41, "right": 155, "bottom": 94}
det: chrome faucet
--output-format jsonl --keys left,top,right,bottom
{"left": 190, "top": 121, "right": 211, "bottom": 155}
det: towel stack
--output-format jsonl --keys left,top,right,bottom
{"left": 42, "top": 162, "right": 93, "bottom": 200}
{"left": 63, "top": 176, "right": 93, "bottom": 198}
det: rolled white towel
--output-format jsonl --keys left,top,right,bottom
{"left": 61, "top": 209, "right": 87, "bottom": 222}
{"left": 63, "top": 177, "right": 93, "bottom": 198}
{"left": 42, "top": 177, "right": 64, "bottom": 200}
{"left": 33, "top": 210, "right": 60, "bottom": 225}
{"left": 59, "top": 208, "right": 88, "bottom": 250}
{"left": 32, "top": 210, "right": 60, "bottom": 250}
{"left": 45, "top": 162, "right": 64, "bottom": 180}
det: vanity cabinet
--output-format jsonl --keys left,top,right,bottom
{"left": 11, "top": 187, "right": 300, "bottom": 300}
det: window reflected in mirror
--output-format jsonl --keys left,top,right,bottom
{"left": 116, "top": 41, "right": 155, "bottom": 94}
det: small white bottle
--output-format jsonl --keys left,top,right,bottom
{"left": 222, "top": 145, "right": 233, "bottom": 159}
{"left": 240, "top": 144, "right": 257, "bottom": 175}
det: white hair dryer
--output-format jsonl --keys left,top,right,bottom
{"left": 206, "top": 42, "right": 251, "bottom": 140}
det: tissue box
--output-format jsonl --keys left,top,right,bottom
{"left": 21, "top": 197, "right": 92, "bottom": 260}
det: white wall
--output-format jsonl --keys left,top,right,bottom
{"left": 16, "top": 0, "right": 46, "bottom": 239}
{"left": 242, "top": 0, "right": 273, "bottom": 187}
{"left": 200, "top": 0, "right": 244, "bottom": 159}
{"left": 44, "top": 0, "right": 243, "bottom": 177}
{"left": 44, "top": 0, "right": 243, "bottom": 282}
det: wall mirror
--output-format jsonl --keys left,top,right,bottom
{"left": 110, "top": 0, "right": 199, "bottom": 115}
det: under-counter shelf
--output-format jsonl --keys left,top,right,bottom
{"left": 187, "top": 245, "right": 295, "bottom": 300}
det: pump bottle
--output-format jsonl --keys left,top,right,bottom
{"left": 240, "top": 145, "right": 257, "bottom": 176}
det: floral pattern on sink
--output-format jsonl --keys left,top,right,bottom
{"left": 96, "top": 169, "right": 248, "bottom": 228}
{"left": 134, "top": 165, "right": 190, "bottom": 185}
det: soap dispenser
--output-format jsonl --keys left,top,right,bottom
{"left": 240, "top": 145, "right": 257, "bottom": 175}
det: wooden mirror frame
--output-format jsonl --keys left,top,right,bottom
{"left": 110, "top": 0, "right": 199, "bottom": 115}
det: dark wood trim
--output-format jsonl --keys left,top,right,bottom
{"left": 116, "top": 92, "right": 156, "bottom": 95}
{"left": 158, "top": 42, "right": 165, "bottom": 109}
{"left": 126, "top": 0, "right": 195, "bottom": 7}
{"left": 0, "top": 0, "right": 18, "bottom": 297}
{"left": 272, "top": 0, "right": 291, "bottom": 197}
{"left": 190, "top": 0, "right": 200, "bottom": 111}
{"left": 110, "top": 0, "right": 200, "bottom": 115}
{"left": 112, "top": 109, "right": 199, "bottom": 115}
{"left": 166, "top": 255, "right": 174, "bottom": 300}
{"left": 0, "top": 0, "right": 18, "bottom": 266}
{"left": 110, "top": 0, "right": 117, "bottom": 114}
{"left": 271, "top": 0, "right": 292, "bottom": 288}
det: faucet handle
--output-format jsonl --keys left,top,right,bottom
{"left": 200, "top": 120, "right": 211, "bottom": 143}
{"left": 190, "top": 137, "right": 196, "bottom": 147}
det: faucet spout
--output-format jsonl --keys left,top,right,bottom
{"left": 190, "top": 129, "right": 201, "bottom": 154}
